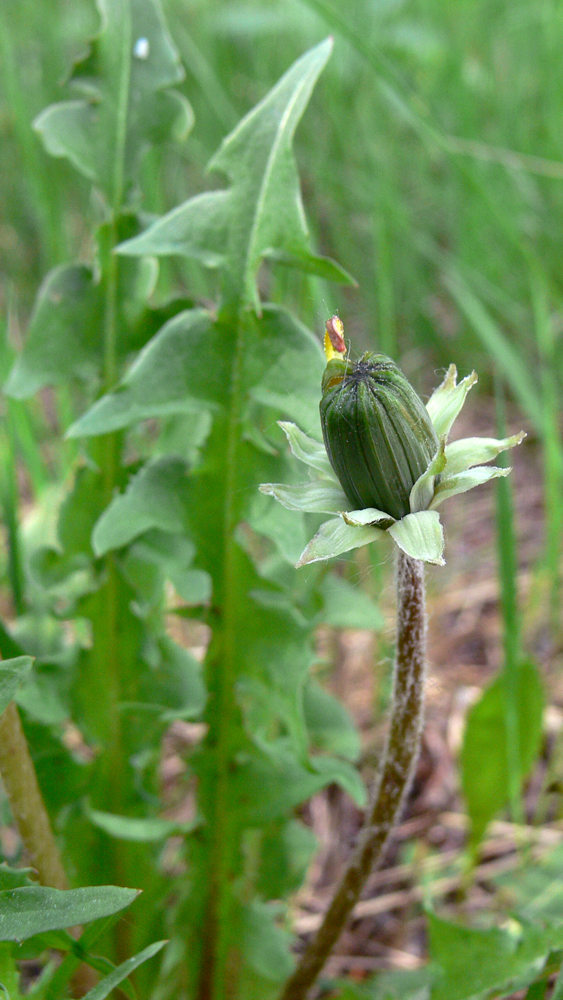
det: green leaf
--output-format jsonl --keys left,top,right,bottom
{"left": 493, "top": 842, "right": 563, "bottom": 923}
{"left": 460, "top": 660, "right": 544, "bottom": 847}
{"left": 34, "top": 0, "right": 191, "bottom": 205}
{"left": 428, "top": 910, "right": 563, "bottom": 1000}
{"left": 262, "top": 247, "right": 355, "bottom": 286}
{"left": 0, "top": 867, "right": 36, "bottom": 892}
{"left": 0, "top": 886, "right": 139, "bottom": 942}
{"left": 124, "top": 531, "right": 212, "bottom": 607}
{"left": 88, "top": 810, "right": 195, "bottom": 841}
{"left": 332, "top": 966, "right": 433, "bottom": 999}
{"left": 0, "top": 657, "right": 33, "bottom": 716}
{"left": 92, "top": 457, "right": 191, "bottom": 555}
{"left": 310, "top": 755, "right": 366, "bottom": 805}
{"left": 117, "top": 190, "right": 231, "bottom": 266}
{"left": 319, "top": 574, "right": 384, "bottom": 630}
{"left": 118, "top": 38, "right": 338, "bottom": 307}
{"left": 244, "top": 308, "right": 326, "bottom": 432}
{"left": 4, "top": 266, "right": 102, "bottom": 399}
{"left": 245, "top": 492, "right": 310, "bottom": 567}
{"left": 232, "top": 741, "right": 364, "bottom": 826}
{"left": 243, "top": 901, "right": 294, "bottom": 983}
{"left": 387, "top": 511, "right": 445, "bottom": 565}
{"left": 0, "top": 943, "right": 20, "bottom": 1000}
{"left": 211, "top": 36, "right": 334, "bottom": 305}
{"left": 4, "top": 217, "right": 180, "bottom": 401}
{"left": 80, "top": 940, "right": 167, "bottom": 1000}
{"left": 70, "top": 304, "right": 324, "bottom": 438}
{"left": 146, "top": 637, "right": 206, "bottom": 720}
{"left": 67, "top": 309, "right": 223, "bottom": 437}
{"left": 58, "top": 466, "right": 109, "bottom": 560}
{"left": 256, "top": 820, "right": 317, "bottom": 900}
{"left": 304, "top": 680, "right": 361, "bottom": 761}
{"left": 15, "top": 662, "right": 69, "bottom": 725}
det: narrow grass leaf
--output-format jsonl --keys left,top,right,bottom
{"left": 80, "top": 940, "right": 167, "bottom": 1000}
{"left": 443, "top": 270, "right": 542, "bottom": 429}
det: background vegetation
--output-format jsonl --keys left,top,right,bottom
{"left": 0, "top": 1, "right": 562, "bottom": 998}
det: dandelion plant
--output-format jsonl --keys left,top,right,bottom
{"left": 261, "top": 317, "right": 524, "bottom": 999}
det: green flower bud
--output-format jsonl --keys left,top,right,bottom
{"left": 320, "top": 353, "right": 439, "bottom": 520}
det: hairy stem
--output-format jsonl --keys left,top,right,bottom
{"left": 0, "top": 700, "right": 68, "bottom": 890}
{"left": 281, "top": 550, "right": 427, "bottom": 1000}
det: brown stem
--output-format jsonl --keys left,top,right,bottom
{"left": 280, "top": 550, "right": 427, "bottom": 1000}
{"left": 0, "top": 700, "right": 69, "bottom": 889}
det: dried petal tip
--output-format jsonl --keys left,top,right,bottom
{"left": 320, "top": 353, "right": 439, "bottom": 521}
{"left": 324, "top": 316, "right": 346, "bottom": 360}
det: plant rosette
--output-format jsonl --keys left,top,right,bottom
{"left": 260, "top": 318, "right": 525, "bottom": 568}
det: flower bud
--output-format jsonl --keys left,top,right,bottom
{"left": 320, "top": 353, "right": 439, "bottom": 520}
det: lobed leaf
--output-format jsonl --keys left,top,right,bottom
{"left": 117, "top": 38, "right": 344, "bottom": 307}
{"left": 34, "top": 0, "right": 191, "bottom": 205}
{"left": 118, "top": 189, "right": 231, "bottom": 265}
{"left": 69, "top": 305, "right": 325, "bottom": 438}
{"left": 67, "top": 309, "right": 222, "bottom": 437}
{"left": 92, "top": 457, "right": 191, "bottom": 555}
{"left": 318, "top": 574, "right": 384, "bottom": 630}
{"left": 461, "top": 659, "right": 544, "bottom": 847}
{"left": 4, "top": 266, "right": 102, "bottom": 399}
{"left": 0, "top": 657, "right": 33, "bottom": 717}
{"left": 428, "top": 909, "right": 563, "bottom": 1000}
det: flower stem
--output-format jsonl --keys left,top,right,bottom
{"left": 280, "top": 550, "right": 427, "bottom": 1000}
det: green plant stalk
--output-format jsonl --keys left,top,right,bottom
{"left": 0, "top": 699, "right": 68, "bottom": 890}
{"left": 280, "top": 549, "right": 427, "bottom": 1000}
{"left": 96, "top": 226, "right": 130, "bottom": 964}
{"left": 94, "top": 6, "right": 131, "bottom": 835}
{"left": 1, "top": 408, "right": 25, "bottom": 616}
{"left": 196, "top": 320, "right": 246, "bottom": 1000}
{"left": 531, "top": 270, "right": 563, "bottom": 631}
{"left": 494, "top": 375, "right": 523, "bottom": 827}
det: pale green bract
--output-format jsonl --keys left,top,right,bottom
{"left": 260, "top": 365, "right": 525, "bottom": 567}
